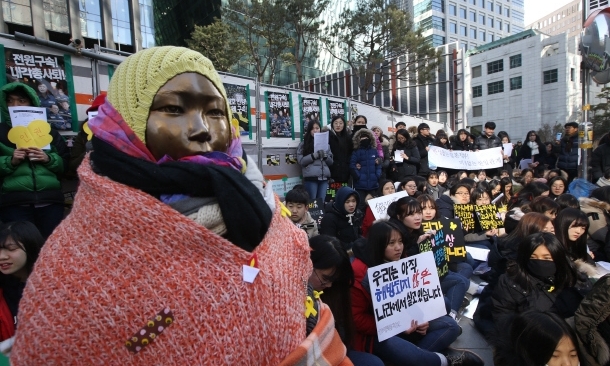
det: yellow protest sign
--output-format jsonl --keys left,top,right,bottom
{"left": 7, "top": 120, "right": 53, "bottom": 149}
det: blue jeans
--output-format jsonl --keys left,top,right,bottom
{"left": 0, "top": 203, "right": 64, "bottom": 239}
{"left": 440, "top": 271, "right": 469, "bottom": 313}
{"left": 449, "top": 253, "right": 475, "bottom": 279}
{"left": 416, "top": 315, "right": 461, "bottom": 352}
{"left": 346, "top": 350, "right": 384, "bottom": 366}
{"left": 373, "top": 335, "right": 442, "bottom": 366}
{"left": 303, "top": 180, "right": 329, "bottom": 200}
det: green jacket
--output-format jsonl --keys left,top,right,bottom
{"left": 0, "top": 82, "right": 68, "bottom": 205}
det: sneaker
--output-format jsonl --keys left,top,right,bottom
{"left": 445, "top": 348, "right": 485, "bottom": 366}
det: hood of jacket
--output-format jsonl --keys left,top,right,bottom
{"left": 352, "top": 128, "right": 378, "bottom": 150}
{"left": 332, "top": 186, "right": 360, "bottom": 215}
{"left": 352, "top": 237, "right": 373, "bottom": 267}
{"left": 579, "top": 197, "right": 610, "bottom": 213}
{"left": 0, "top": 82, "right": 41, "bottom": 126}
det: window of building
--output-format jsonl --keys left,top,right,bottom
{"left": 460, "top": 7, "right": 467, "bottom": 19}
{"left": 498, "top": 21, "right": 503, "bottom": 31}
{"left": 509, "top": 54, "right": 521, "bottom": 68}
{"left": 473, "top": 105, "right": 483, "bottom": 117}
{"left": 469, "top": 0, "right": 475, "bottom": 4}
{"left": 488, "top": 80, "right": 504, "bottom": 95}
{"left": 450, "top": 22, "right": 457, "bottom": 33}
{"left": 460, "top": 25, "right": 467, "bottom": 36}
{"left": 489, "top": 18, "right": 494, "bottom": 27}
{"left": 417, "top": 16, "right": 445, "bottom": 32}
{"left": 414, "top": 0, "right": 445, "bottom": 17}
{"left": 487, "top": 59, "right": 503, "bottom": 74}
{"left": 479, "top": 14, "right": 485, "bottom": 25}
{"left": 507, "top": 23, "right": 510, "bottom": 33}
{"left": 470, "top": 28, "right": 476, "bottom": 39}
{"left": 543, "top": 69, "right": 558, "bottom": 84}
{"left": 489, "top": 34, "right": 494, "bottom": 41}
{"left": 473, "top": 85, "right": 483, "bottom": 97}
{"left": 488, "top": 1, "right": 493, "bottom": 11}
{"left": 472, "top": 65, "right": 482, "bottom": 78}
{"left": 480, "top": 31, "right": 486, "bottom": 41}
{"left": 510, "top": 76, "right": 522, "bottom": 90}
{"left": 480, "top": 0, "right": 484, "bottom": 8}
{"left": 505, "top": 8, "right": 510, "bottom": 17}
{"left": 80, "top": 0, "right": 103, "bottom": 39}
{"left": 3, "top": 0, "right": 33, "bottom": 25}
{"left": 425, "top": 34, "right": 446, "bottom": 47}
{"left": 43, "top": 0, "right": 70, "bottom": 32}
{"left": 497, "top": 4, "right": 502, "bottom": 14}
{"left": 469, "top": 10, "right": 476, "bottom": 21}
{"left": 449, "top": 3, "right": 457, "bottom": 15}
{"left": 139, "top": 0, "right": 155, "bottom": 48}
{"left": 111, "top": 0, "right": 132, "bottom": 45}
{"left": 570, "top": 67, "right": 575, "bottom": 82}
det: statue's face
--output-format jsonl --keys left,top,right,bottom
{"left": 145, "top": 73, "right": 231, "bottom": 160}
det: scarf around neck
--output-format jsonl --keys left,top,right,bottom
{"left": 88, "top": 101, "right": 271, "bottom": 252}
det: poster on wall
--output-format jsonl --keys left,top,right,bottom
{"left": 4, "top": 48, "right": 74, "bottom": 131}
{"left": 327, "top": 99, "right": 346, "bottom": 126}
{"left": 224, "top": 83, "right": 251, "bottom": 138}
{"left": 300, "top": 97, "right": 321, "bottom": 132}
{"left": 265, "top": 91, "right": 294, "bottom": 139}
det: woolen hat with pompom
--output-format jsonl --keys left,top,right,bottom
{"left": 106, "top": 46, "right": 235, "bottom": 143}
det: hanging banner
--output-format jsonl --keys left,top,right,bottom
{"left": 428, "top": 146, "right": 503, "bottom": 170}
{"left": 327, "top": 99, "right": 347, "bottom": 125}
{"left": 4, "top": 48, "right": 75, "bottom": 131}
{"left": 300, "top": 97, "right": 321, "bottom": 131}
{"left": 224, "top": 83, "right": 251, "bottom": 138}
{"left": 265, "top": 91, "right": 294, "bottom": 139}
{"left": 367, "top": 251, "right": 446, "bottom": 342}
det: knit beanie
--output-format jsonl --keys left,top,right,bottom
{"left": 106, "top": 46, "right": 235, "bottom": 143}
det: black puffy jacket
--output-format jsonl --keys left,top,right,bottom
{"left": 474, "top": 134, "right": 502, "bottom": 150}
{"left": 328, "top": 128, "right": 353, "bottom": 183}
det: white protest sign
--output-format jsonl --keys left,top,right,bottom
{"left": 367, "top": 251, "right": 446, "bottom": 342}
{"left": 7, "top": 106, "right": 51, "bottom": 150}
{"left": 466, "top": 246, "right": 490, "bottom": 261}
{"left": 503, "top": 143, "right": 513, "bottom": 157}
{"left": 367, "top": 191, "right": 409, "bottom": 220}
{"left": 313, "top": 131, "right": 329, "bottom": 153}
{"left": 394, "top": 150, "right": 404, "bottom": 163}
{"left": 428, "top": 146, "right": 503, "bottom": 170}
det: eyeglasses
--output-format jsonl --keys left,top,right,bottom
{"left": 314, "top": 270, "right": 333, "bottom": 287}
{"left": 455, "top": 192, "right": 470, "bottom": 196}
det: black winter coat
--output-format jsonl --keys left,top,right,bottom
{"left": 451, "top": 139, "right": 474, "bottom": 151}
{"left": 414, "top": 134, "right": 435, "bottom": 175}
{"left": 591, "top": 143, "right": 610, "bottom": 182}
{"left": 519, "top": 141, "right": 547, "bottom": 163}
{"left": 320, "top": 205, "right": 363, "bottom": 251}
{"left": 556, "top": 134, "right": 579, "bottom": 171}
{"left": 328, "top": 128, "right": 353, "bottom": 183}
{"left": 390, "top": 142, "right": 420, "bottom": 181}
{"left": 474, "top": 134, "right": 502, "bottom": 150}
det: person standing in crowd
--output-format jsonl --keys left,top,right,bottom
{"left": 414, "top": 123, "right": 435, "bottom": 177}
{"left": 320, "top": 186, "right": 363, "bottom": 251}
{"left": 0, "top": 82, "right": 69, "bottom": 239}
{"left": 475, "top": 122, "right": 502, "bottom": 177}
{"left": 591, "top": 133, "right": 610, "bottom": 185}
{"left": 371, "top": 126, "right": 391, "bottom": 179}
{"left": 497, "top": 131, "right": 515, "bottom": 173}
{"left": 285, "top": 187, "right": 318, "bottom": 238}
{"left": 543, "top": 142, "right": 558, "bottom": 169}
{"left": 451, "top": 129, "right": 474, "bottom": 152}
{"left": 389, "top": 129, "right": 420, "bottom": 181}
{"left": 556, "top": 122, "right": 580, "bottom": 182}
{"left": 11, "top": 46, "right": 351, "bottom": 365}
{"left": 350, "top": 128, "right": 380, "bottom": 209}
{"left": 297, "top": 120, "right": 334, "bottom": 200}
{"left": 328, "top": 116, "right": 353, "bottom": 187}
{"left": 388, "top": 121, "right": 406, "bottom": 152}
{"left": 433, "top": 131, "right": 450, "bottom": 150}
{"left": 519, "top": 130, "right": 546, "bottom": 168}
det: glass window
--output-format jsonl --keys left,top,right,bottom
{"left": 510, "top": 76, "right": 522, "bottom": 90}
{"left": 473, "top": 105, "right": 483, "bottom": 117}
{"left": 139, "top": 0, "right": 155, "bottom": 48}
{"left": 487, "top": 59, "right": 503, "bottom": 74}
{"left": 497, "top": 4, "right": 502, "bottom": 14}
{"left": 570, "top": 67, "right": 575, "bottom": 82}
{"left": 509, "top": 54, "right": 521, "bottom": 68}
{"left": 507, "top": 23, "right": 510, "bottom": 33}
{"left": 473, "top": 85, "right": 482, "bottom": 97}
{"left": 489, "top": 18, "right": 494, "bottom": 27}
{"left": 43, "top": 0, "right": 69, "bottom": 32}
{"left": 490, "top": 34, "right": 494, "bottom": 41}
{"left": 480, "top": 31, "right": 485, "bottom": 41}
{"left": 498, "top": 21, "right": 502, "bottom": 30}
{"left": 414, "top": 0, "right": 445, "bottom": 17}
{"left": 469, "top": 0, "right": 475, "bottom": 4}
{"left": 2, "top": 0, "right": 33, "bottom": 26}
{"left": 450, "top": 22, "right": 457, "bottom": 34}
{"left": 480, "top": 0, "right": 484, "bottom": 8}
{"left": 111, "top": 0, "right": 132, "bottom": 45}
{"left": 488, "top": 1, "right": 493, "bottom": 11}
{"left": 460, "top": 7, "right": 467, "bottom": 19}
{"left": 470, "top": 28, "right": 476, "bottom": 39}
{"left": 488, "top": 80, "right": 504, "bottom": 95}
{"left": 505, "top": 8, "right": 510, "bottom": 17}
{"left": 479, "top": 14, "right": 485, "bottom": 25}
{"left": 417, "top": 16, "right": 445, "bottom": 32}
{"left": 424, "top": 34, "right": 446, "bottom": 47}
{"left": 469, "top": 10, "right": 476, "bottom": 21}
{"left": 543, "top": 69, "right": 558, "bottom": 84}
{"left": 472, "top": 65, "right": 482, "bottom": 78}
{"left": 449, "top": 3, "right": 457, "bottom": 15}
{"left": 460, "top": 25, "right": 467, "bottom": 36}
{"left": 80, "top": 0, "right": 103, "bottom": 39}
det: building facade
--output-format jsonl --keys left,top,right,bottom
{"left": 0, "top": 0, "right": 155, "bottom": 52}
{"left": 526, "top": 0, "right": 582, "bottom": 40}
{"left": 463, "top": 30, "right": 582, "bottom": 140}
{"left": 397, "top": 0, "right": 524, "bottom": 50}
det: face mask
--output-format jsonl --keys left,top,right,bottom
{"left": 360, "top": 138, "right": 371, "bottom": 148}
{"left": 527, "top": 259, "right": 556, "bottom": 279}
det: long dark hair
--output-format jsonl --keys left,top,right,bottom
{"left": 394, "top": 129, "right": 415, "bottom": 149}
{"left": 499, "top": 213, "right": 553, "bottom": 256}
{"left": 553, "top": 208, "right": 589, "bottom": 261}
{"left": 548, "top": 176, "right": 568, "bottom": 199}
{"left": 309, "top": 235, "right": 355, "bottom": 347}
{"left": 302, "top": 120, "right": 321, "bottom": 155}
{"left": 367, "top": 221, "right": 403, "bottom": 267}
{"left": 524, "top": 130, "right": 544, "bottom": 151}
{"left": 528, "top": 196, "right": 560, "bottom": 217}
{"left": 508, "top": 182, "right": 549, "bottom": 210}
{"left": 433, "top": 132, "right": 450, "bottom": 148}
{"left": 388, "top": 197, "right": 422, "bottom": 256}
{"left": 0, "top": 221, "right": 44, "bottom": 277}
{"left": 510, "top": 233, "right": 576, "bottom": 291}
{"left": 454, "top": 129, "right": 471, "bottom": 148}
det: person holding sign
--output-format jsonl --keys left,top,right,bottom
{"left": 361, "top": 180, "right": 395, "bottom": 237}
{"left": 0, "top": 82, "right": 69, "bottom": 239}
{"left": 297, "top": 120, "right": 334, "bottom": 200}
{"left": 519, "top": 130, "right": 547, "bottom": 169}
{"left": 328, "top": 116, "right": 353, "bottom": 186}
{"left": 350, "top": 221, "right": 483, "bottom": 366}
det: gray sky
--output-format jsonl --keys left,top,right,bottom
{"left": 525, "top": 0, "right": 576, "bottom": 25}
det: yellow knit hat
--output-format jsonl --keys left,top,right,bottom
{"left": 107, "top": 46, "right": 235, "bottom": 143}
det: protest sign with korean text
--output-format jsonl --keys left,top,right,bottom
{"left": 8, "top": 107, "right": 51, "bottom": 150}
{"left": 368, "top": 251, "right": 446, "bottom": 342}
{"left": 224, "top": 83, "right": 250, "bottom": 137}
{"left": 475, "top": 204, "right": 504, "bottom": 230}
{"left": 265, "top": 92, "right": 294, "bottom": 139}
{"left": 367, "top": 191, "right": 409, "bottom": 220}
{"left": 418, "top": 235, "right": 449, "bottom": 279}
{"left": 428, "top": 146, "right": 503, "bottom": 170}
{"left": 327, "top": 99, "right": 346, "bottom": 124}
{"left": 300, "top": 97, "right": 321, "bottom": 131}
{"left": 422, "top": 218, "right": 467, "bottom": 263}
{"left": 454, "top": 204, "right": 478, "bottom": 233}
